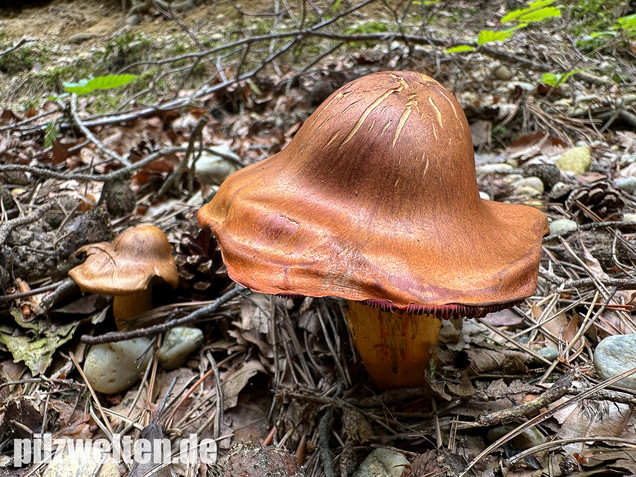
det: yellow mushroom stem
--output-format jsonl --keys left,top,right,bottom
{"left": 345, "top": 301, "right": 444, "bottom": 389}
{"left": 112, "top": 289, "right": 153, "bottom": 330}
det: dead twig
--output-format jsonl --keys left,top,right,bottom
{"left": 80, "top": 284, "right": 245, "bottom": 344}
{"left": 155, "top": 115, "right": 207, "bottom": 198}
{"left": 69, "top": 93, "right": 131, "bottom": 167}
{"left": 459, "top": 366, "right": 636, "bottom": 477}
{"left": 478, "top": 370, "right": 576, "bottom": 426}
{"left": 0, "top": 203, "right": 53, "bottom": 246}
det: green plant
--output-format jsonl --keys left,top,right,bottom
{"left": 0, "top": 45, "right": 38, "bottom": 74}
{"left": 63, "top": 75, "right": 136, "bottom": 95}
{"left": 447, "top": 0, "right": 562, "bottom": 53}
{"left": 541, "top": 69, "right": 583, "bottom": 87}
{"left": 44, "top": 119, "right": 58, "bottom": 148}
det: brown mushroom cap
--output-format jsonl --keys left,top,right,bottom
{"left": 198, "top": 71, "right": 548, "bottom": 312}
{"left": 69, "top": 224, "right": 178, "bottom": 295}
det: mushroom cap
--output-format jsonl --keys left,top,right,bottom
{"left": 198, "top": 71, "right": 548, "bottom": 312}
{"left": 69, "top": 224, "right": 178, "bottom": 295}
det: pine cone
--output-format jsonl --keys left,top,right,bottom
{"left": 566, "top": 182, "right": 625, "bottom": 223}
{"left": 3, "top": 223, "right": 57, "bottom": 281}
{"left": 175, "top": 228, "right": 227, "bottom": 296}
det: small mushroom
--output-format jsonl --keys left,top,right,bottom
{"left": 198, "top": 71, "right": 548, "bottom": 388}
{"left": 69, "top": 224, "right": 178, "bottom": 329}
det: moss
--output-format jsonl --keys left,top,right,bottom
{"left": 95, "top": 32, "right": 154, "bottom": 72}
{"left": 0, "top": 45, "right": 42, "bottom": 75}
{"left": 38, "top": 62, "right": 97, "bottom": 94}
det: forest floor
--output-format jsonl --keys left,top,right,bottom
{"left": 0, "top": 0, "right": 635, "bottom": 476}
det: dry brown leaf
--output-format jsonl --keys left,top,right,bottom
{"left": 222, "top": 360, "right": 266, "bottom": 410}
{"left": 552, "top": 399, "right": 634, "bottom": 454}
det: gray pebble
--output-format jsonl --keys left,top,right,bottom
{"left": 549, "top": 219, "right": 578, "bottom": 236}
{"left": 43, "top": 446, "right": 119, "bottom": 477}
{"left": 487, "top": 425, "right": 546, "bottom": 449}
{"left": 84, "top": 338, "right": 152, "bottom": 394}
{"left": 158, "top": 327, "right": 204, "bottom": 370}
{"left": 537, "top": 345, "right": 560, "bottom": 361}
{"left": 594, "top": 334, "right": 636, "bottom": 390}
{"left": 352, "top": 448, "right": 409, "bottom": 477}
{"left": 615, "top": 177, "right": 636, "bottom": 195}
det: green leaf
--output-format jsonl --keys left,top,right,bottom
{"left": 477, "top": 28, "right": 516, "bottom": 45}
{"left": 345, "top": 21, "right": 389, "bottom": 35}
{"left": 1, "top": 310, "right": 78, "bottom": 375}
{"left": 541, "top": 69, "right": 582, "bottom": 87}
{"left": 445, "top": 45, "right": 476, "bottom": 53}
{"left": 501, "top": 0, "right": 555, "bottom": 23}
{"left": 588, "top": 31, "right": 618, "bottom": 38}
{"left": 617, "top": 13, "right": 636, "bottom": 31}
{"left": 63, "top": 74, "right": 136, "bottom": 95}
{"left": 517, "top": 6, "right": 560, "bottom": 23}
{"left": 44, "top": 119, "right": 58, "bottom": 148}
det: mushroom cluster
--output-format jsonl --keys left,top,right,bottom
{"left": 198, "top": 71, "right": 548, "bottom": 388}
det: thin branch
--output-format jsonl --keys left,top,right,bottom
{"left": 70, "top": 93, "right": 131, "bottom": 167}
{"left": 0, "top": 203, "right": 53, "bottom": 246}
{"left": 80, "top": 284, "right": 245, "bottom": 344}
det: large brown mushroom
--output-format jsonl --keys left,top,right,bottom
{"left": 197, "top": 71, "right": 548, "bottom": 388}
{"left": 69, "top": 224, "right": 178, "bottom": 329}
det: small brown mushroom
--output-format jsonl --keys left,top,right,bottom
{"left": 69, "top": 224, "right": 178, "bottom": 329}
{"left": 198, "top": 71, "right": 548, "bottom": 388}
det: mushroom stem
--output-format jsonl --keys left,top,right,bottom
{"left": 112, "top": 289, "right": 153, "bottom": 330}
{"left": 345, "top": 301, "right": 442, "bottom": 389}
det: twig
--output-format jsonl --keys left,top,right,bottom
{"left": 80, "top": 284, "right": 245, "bottom": 344}
{"left": 478, "top": 371, "right": 576, "bottom": 426}
{"left": 561, "top": 277, "right": 636, "bottom": 290}
{"left": 70, "top": 93, "right": 131, "bottom": 167}
{"left": 0, "top": 278, "right": 70, "bottom": 302}
{"left": 509, "top": 437, "right": 636, "bottom": 464}
{"left": 40, "top": 278, "right": 77, "bottom": 311}
{"left": 155, "top": 116, "right": 207, "bottom": 198}
{"left": 0, "top": 39, "right": 35, "bottom": 57}
{"left": 318, "top": 408, "right": 335, "bottom": 477}
{"left": 0, "top": 203, "right": 53, "bottom": 246}
{"left": 458, "top": 365, "right": 636, "bottom": 477}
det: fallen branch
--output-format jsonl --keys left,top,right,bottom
{"left": 80, "top": 284, "right": 245, "bottom": 344}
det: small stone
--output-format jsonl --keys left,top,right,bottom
{"left": 507, "top": 81, "right": 535, "bottom": 93}
{"left": 68, "top": 32, "right": 97, "bottom": 44}
{"left": 513, "top": 177, "right": 544, "bottom": 196}
{"left": 537, "top": 345, "right": 559, "bottom": 361}
{"left": 223, "top": 442, "right": 304, "bottom": 476}
{"left": 523, "top": 163, "right": 562, "bottom": 189}
{"left": 479, "top": 191, "right": 490, "bottom": 200}
{"left": 549, "top": 219, "right": 578, "bottom": 236}
{"left": 43, "top": 446, "right": 119, "bottom": 477}
{"left": 195, "top": 147, "right": 241, "bottom": 186}
{"left": 487, "top": 425, "right": 546, "bottom": 450}
{"left": 555, "top": 147, "right": 591, "bottom": 174}
{"left": 126, "top": 15, "right": 141, "bottom": 25}
{"left": 494, "top": 65, "right": 512, "bottom": 81}
{"left": 594, "top": 334, "right": 636, "bottom": 390}
{"left": 84, "top": 338, "right": 152, "bottom": 394}
{"left": 615, "top": 177, "right": 636, "bottom": 195}
{"left": 158, "top": 327, "right": 204, "bottom": 370}
{"left": 352, "top": 448, "right": 409, "bottom": 477}
{"left": 548, "top": 181, "right": 575, "bottom": 200}
{"left": 624, "top": 213, "right": 636, "bottom": 223}
{"left": 477, "top": 163, "right": 514, "bottom": 175}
